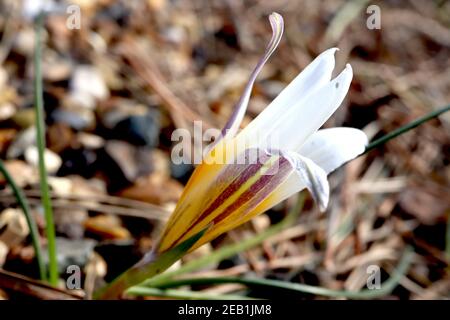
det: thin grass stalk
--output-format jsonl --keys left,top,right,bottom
{"left": 134, "top": 247, "right": 413, "bottom": 299}
{"left": 446, "top": 212, "right": 450, "bottom": 261}
{"left": 0, "top": 160, "right": 46, "bottom": 280}
{"left": 365, "top": 104, "right": 450, "bottom": 152}
{"left": 133, "top": 247, "right": 413, "bottom": 299}
{"left": 34, "top": 13, "right": 58, "bottom": 285}
{"left": 127, "top": 287, "right": 257, "bottom": 300}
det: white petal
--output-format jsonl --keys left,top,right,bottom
{"left": 284, "top": 152, "right": 330, "bottom": 211}
{"left": 265, "top": 48, "right": 337, "bottom": 110}
{"left": 265, "top": 64, "right": 353, "bottom": 151}
{"left": 298, "top": 127, "right": 368, "bottom": 174}
{"left": 236, "top": 48, "right": 338, "bottom": 147}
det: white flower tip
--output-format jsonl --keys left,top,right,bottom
{"left": 270, "top": 12, "right": 282, "bottom": 20}
{"left": 356, "top": 129, "right": 369, "bottom": 147}
{"left": 345, "top": 63, "right": 353, "bottom": 72}
{"left": 344, "top": 64, "right": 353, "bottom": 80}
{"left": 318, "top": 194, "right": 329, "bottom": 212}
{"left": 332, "top": 63, "right": 353, "bottom": 88}
{"left": 312, "top": 176, "right": 330, "bottom": 213}
{"left": 269, "top": 12, "right": 284, "bottom": 28}
{"left": 285, "top": 152, "right": 330, "bottom": 213}
{"left": 308, "top": 48, "right": 339, "bottom": 81}
{"left": 344, "top": 63, "right": 353, "bottom": 81}
{"left": 330, "top": 47, "right": 340, "bottom": 54}
{"left": 349, "top": 128, "right": 369, "bottom": 158}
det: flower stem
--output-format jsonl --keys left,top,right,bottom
{"left": 365, "top": 104, "right": 450, "bottom": 153}
{"left": 0, "top": 160, "right": 46, "bottom": 281}
{"left": 34, "top": 13, "right": 58, "bottom": 286}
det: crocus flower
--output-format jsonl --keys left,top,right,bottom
{"left": 156, "top": 13, "right": 367, "bottom": 253}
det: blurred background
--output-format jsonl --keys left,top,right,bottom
{"left": 0, "top": 0, "right": 449, "bottom": 299}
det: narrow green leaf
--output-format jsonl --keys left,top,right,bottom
{"left": 127, "top": 287, "right": 257, "bottom": 300}
{"left": 132, "top": 247, "right": 413, "bottom": 299}
{"left": 365, "top": 104, "right": 450, "bottom": 152}
{"left": 0, "top": 160, "right": 46, "bottom": 281}
{"left": 34, "top": 13, "right": 58, "bottom": 285}
{"left": 446, "top": 212, "right": 450, "bottom": 261}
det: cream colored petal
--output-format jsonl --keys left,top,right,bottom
{"left": 236, "top": 48, "right": 338, "bottom": 149}
{"left": 266, "top": 64, "right": 354, "bottom": 151}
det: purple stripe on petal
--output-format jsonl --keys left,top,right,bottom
{"left": 212, "top": 157, "right": 291, "bottom": 226}
{"left": 196, "top": 149, "right": 272, "bottom": 221}
{"left": 197, "top": 162, "right": 264, "bottom": 222}
{"left": 170, "top": 150, "right": 270, "bottom": 244}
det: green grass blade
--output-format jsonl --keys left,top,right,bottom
{"left": 0, "top": 160, "right": 46, "bottom": 281}
{"left": 132, "top": 247, "right": 413, "bottom": 299}
{"left": 365, "top": 104, "right": 450, "bottom": 152}
{"left": 446, "top": 212, "right": 450, "bottom": 260}
{"left": 127, "top": 287, "right": 257, "bottom": 300}
{"left": 34, "top": 13, "right": 58, "bottom": 285}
